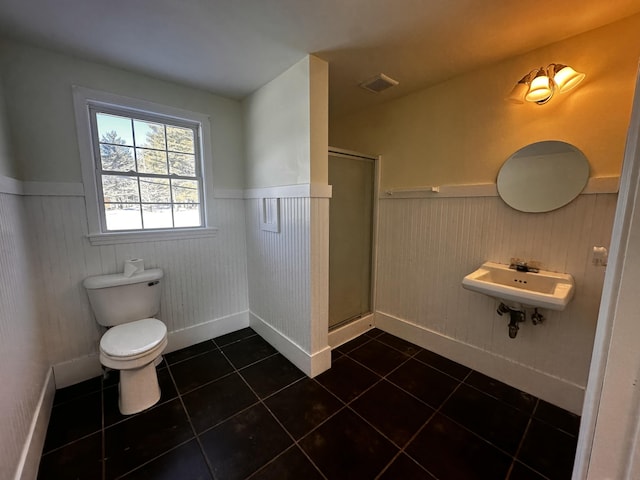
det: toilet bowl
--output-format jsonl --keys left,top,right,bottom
{"left": 83, "top": 268, "right": 167, "bottom": 415}
{"left": 100, "top": 318, "right": 168, "bottom": 415}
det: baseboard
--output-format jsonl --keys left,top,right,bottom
{"left": 52, "top": 355, "right": 103, "bottom": 389}
{"left": 53, "top": 311, "right": 251, "bottom": 388}
{"left": 15, "top": 368, "right": 55, "bottom": 480}
{"left": 166, "top": 310, "right": 250, "bottom": 354}
{"left": 249, "top": 312, "right": 331, "bottom": 377}
{"left": 375, "top": 312, "right": 584, "bottom": 414}
{"left": 328, "top": 313, "right": 375, "bottom": 348}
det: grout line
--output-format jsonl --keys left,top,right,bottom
{"left": 51, "top": 385, "right": 103, "bottom": 408}
{"left": 101, "top": 375, "right": 106, "bottom": 480}
{"left": 340, "top": 339, "right": 416, "bottom": 382}
{"left": 461, "top": 380, "right": 537, "bottom": 415}
{"left": 102, "top": 365, "right": 202, "bottom": 479}
{"left": 342, "top": 345, "right": 434, "bottom": 411}
{"left": 164, "top": 341, "right": 219, "bottom": 366}
{"left": 233, "top": 350, "right": 281, "bottom": 371}
{"left": 308, "top": 339, "right": 470, "bottom": 476}
{"left": 310, "top": 343, "right": 434, "bottom": 478}
{"left": 258, "top": 374, "right": 307, "bottom": 402}
{"left": 376, "top": 357, "right": 551, "bottom": 477}
{"left": 398, "top": 372, "right": 467, "bottom": 479}
{"left": 40, "top": 428, "right": 104, "bottom": 458}
{"left": 374, "top": 452, "right": 433, "bottom": 480}
{"left": 113, "top": 438, "right": 200, "bottom": 480}
{"left": 216, "top": 345, "right": 328, "bottom": 480}
{"left": 213, "top": 331, "right": 258, "bottom": 349}
{"left": 174, "top": 369, "right": 237, "bottom": 397}
{"left": 505, "top": 399, "right": 553, "bottom": 480}
{"left": 165, "top": 359, "right": 219, "bottom": 480}
{"left": 101, "top": 370, "right": 177, "bottom": 430}
{"left": 192, "top": 399, "right": 262, "bottom": 439}
{"left": 335, "top": 343, "right": 419, "bottom": 411}
{"left": 40, "top": 329, "right": 578, "bottom": 480}
{"left": 411, "top": 353, "right": 472, "bottom": 383}
{"left": 428, "top": 404, "right": 532, "bottom": 471}
{"left": 246, "top": 443, "right": 328, "bottom": 480}
{"left": 101, "top": 359, "right": 215, "bottom": 480}
{"left": 333, "top": 334, "right": 375, "bottom": 354}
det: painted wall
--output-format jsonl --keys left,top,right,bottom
{"left": 0, "top": 76, "right": 16, "bottom": 178}
{"left": 309, "top": 56, "right": 329, "bottom": 187}
{"left": 0, "top": 39, "right": 245, "bottom": 188}
{"left": 243, "top": 55, "right": 328, "bottom": 188}
{"left": 0, "top": 39, "right": 250, "bottom": 387}
{"left": 243, "top": 56, "right": 331, "bottom": 375}
{"left": 24, "top": 195, "right": 248, "bottom": 384}
{"left": 0, "top": 76, "right": 50, "bottom": 476}
{"left": 376, "top": 194, "right": 615, "bottom": 413}
{"left": 328, "top": 15, "right": 640, "bottom": 412}
{"left": 330, "top": 14, "right": 640, "bottom": 189}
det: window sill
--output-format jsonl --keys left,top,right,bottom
{"left": 87, "top": 227, "right": 218, "bottom": 245}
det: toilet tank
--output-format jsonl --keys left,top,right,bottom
{"left": 83, "top": 269, "right": 163, "bottom": 327}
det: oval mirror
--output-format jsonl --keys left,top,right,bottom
{"left": 497, "top": 141, "right": 590, "bottom": 213}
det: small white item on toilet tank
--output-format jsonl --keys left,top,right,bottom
{"left": 123, "top": 258, "right": 145, "bottom": 277}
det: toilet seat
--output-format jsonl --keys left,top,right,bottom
{"left": 100, "top": 318, "right": 167, "bottom": 358}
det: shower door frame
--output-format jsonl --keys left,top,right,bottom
{"left": 327, "top": 147, "right": 380, "bottom": 341}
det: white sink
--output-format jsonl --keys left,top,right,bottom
{"left": 462, "top": 261, "right": 575, "bottom": 311}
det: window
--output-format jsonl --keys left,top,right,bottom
{"left": 73, "top": 87, "right": 216, "bottom": 244}
{"left": 91, "top": 108, "right": 202, "bottom": 231}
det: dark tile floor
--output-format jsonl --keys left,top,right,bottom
{"left": 38, "top": 328, "right": 580, "bottom": 479}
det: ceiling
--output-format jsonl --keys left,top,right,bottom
{"left": 1, "top": 0, "right": 639, "bottom": 119}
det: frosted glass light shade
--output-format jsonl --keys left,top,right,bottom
{"left": 508, "top": 64, "right": 585, "bottom": 105}
{"left": 507, "top": 82, "right": 529, "bottom": 104}
{"left": 525, "top": 70, "right": 553, "bottom": 103}
{"left": 553, "top": 65, "right": 586, "bottom": 93}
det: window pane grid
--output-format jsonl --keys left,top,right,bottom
{"left": 132, "top": 119, "right": 146, "bottom": 229}
{"left": 99, "top": 143, "right": 165, "bottom": 152}
{"left": 105, "top": 202, "right": 201, "bottom": 205}
{"left": 167, "top": 134, "right": 177, "bottom": 228}
{"left": 93, "top": 108, "right": 203, "bottom": 232}
{"left": 96, "top": 170, "right": 198, "bottom": 181}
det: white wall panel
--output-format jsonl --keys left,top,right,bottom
{"left": 245, "top": 196, "right": 331, "bottom": 375}
{"left": 376, "top": 194, "right": 617, "bottom": 390}
{"left": 0, "top": 193, "right": 49, "bottom": 479}
{"left": 24, "top": 196, "right": 249, "bottom": 367}
{"left": 310, "top": 198, "right": 330, "bottom": 353}
{"left": 245, "top": 197, "right": 312, "bottom": 352}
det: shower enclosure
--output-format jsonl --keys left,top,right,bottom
{"left": 328, "top": 148, "right": 376, "bottom": 329}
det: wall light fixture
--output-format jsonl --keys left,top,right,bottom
{"left": 507, "top": 64, "right": 585, "bottom": 105}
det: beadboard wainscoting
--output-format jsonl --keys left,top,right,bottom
{"left": 0, "top": 192, "right": 52, "bottom": 480}
{"left": 23, "top": 194, "right": 250, "bottom": 387}
{"left": 245, "top": 195, "right": 331, "bottom": 376}
{"left": 375, "top": 193, "right": 617, "bottom": 414}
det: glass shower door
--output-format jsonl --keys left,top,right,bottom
{"left": 328, "top": 152, "right": 375, "bottom": 329}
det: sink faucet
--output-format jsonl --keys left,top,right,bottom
{"left": 509, "top": 258, "right": 540, "bottom": 273}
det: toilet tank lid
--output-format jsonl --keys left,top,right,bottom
{"left": 83, "top": 268, "right": 164, "bottom": 289}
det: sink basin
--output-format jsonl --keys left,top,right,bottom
{"left": 462, "top": 261, "right": 575, "bottom": 311}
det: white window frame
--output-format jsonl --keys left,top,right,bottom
{"left": 73, "top": 86, "right": 217, "bottom": 245}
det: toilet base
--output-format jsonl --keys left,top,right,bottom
{"left": 118, "top": 361, "right": 161, "bottom": 415}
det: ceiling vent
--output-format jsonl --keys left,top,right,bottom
{"left": 359, "top": 73, "right": 399, "bottom": 93}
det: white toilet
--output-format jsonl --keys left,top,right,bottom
{"left": 83, "top": 268, "right": 167, "bottom": 415}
